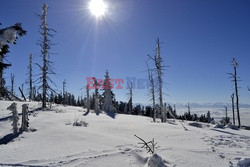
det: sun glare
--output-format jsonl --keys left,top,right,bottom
{"left": 89, "top": 0, "right": 107, "bottom": 18}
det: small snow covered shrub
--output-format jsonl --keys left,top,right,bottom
{"left": 7, "top": 103, "right": 19, "bottom": 134}
{"left": 73, "top": 117, "right": 88, "bottom": 127}
{"left": 134, "top": 135, "right": 167, "bottom": 167}
{"left": 213, "top": 123, "right": 224, "bottom": 129}
{"left": 55, "top": 109, "right": 64, "bottom": 113}
{"left": 73, "top": 120, "right": 88, "bottom": 127}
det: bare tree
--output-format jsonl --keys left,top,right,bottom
{"left": 187, "top": 102, "right": 191, "bottom": 114}
{"left": 225, "top": 106, "right": 228, "bottom": 121}
{"left": 224, "top": 106, "right": 230, "bottom": 124}
{"left": 231, "top": 93, "right": 235, "bottom": 125}
{"left": 27, "top": 53, "right": 33, "bottom": 101}
{"left": 10, "top": 73, "right": 15, "bottom": 95}
{"left": 148, "top": 38, "right": 166, "bottom": 122}
{"left": 228, "top": 58, "right": 241, "bottom": 128}
{"left": 146, "top": 61, "right": 156, "bottom": 122}
{"left": 156, "top": 38, "right": 165, "bottom": 122}
{"left": 36, "top": 3, "right": 56, "bottom": 109}
{"left": 63, "top": 79, "right": 66, "bottom": 105}
{"left": 86, "top": 84, "right": 90, "bottom": 113}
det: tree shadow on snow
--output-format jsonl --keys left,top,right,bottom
{"left": 166, "top": 120, "right": 178, "bottom": 125}
{"left": 0, "top": 132, "right": 22, "bottom": 145}
{"left": 83, "top": 110, "right": 116, "bottom": 118}
{"left": 211, "top": 128, "right": 237, "bottom": 135}
{"left": 0, "top": 163, "right": 47, "bottom": 167}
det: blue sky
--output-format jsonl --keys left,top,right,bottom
{"left": 1, "top": 0, "right": 250, "bottom": 105}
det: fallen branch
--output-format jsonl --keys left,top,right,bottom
{"left": 19, "top": 87, "right": 26, "bottom": 101}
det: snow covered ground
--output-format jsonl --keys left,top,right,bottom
{"left": 0, "top": 100, "right": 250, "bottom": 167}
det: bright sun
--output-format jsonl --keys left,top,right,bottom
{"left": 89, "top": 0, "right": 107, "bottom": 18}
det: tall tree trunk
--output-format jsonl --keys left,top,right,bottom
{"left": 233, "top": 58, "right": 241, "bottom": 128}
{"left": 10, "top": 73, "right": 14, "bottom": 95}
{"left": 146, "top": 61, "right": 156, "bottom": 122}
{"left": 128, "top": 82, "right": 133, "bottom": 114}
{"left": 63, "top": 79, "right": 66, "bottom": 105}
{"left": 156, "top": 38, "right": 165, "bottom": 122}
{"left": 0, "top": 55, "right": 3, "bottom": 96}
{"left": 42, "top": 3, "right": 48, "bottom": 109}
{"left": 225, "top": 106, "right": 228, "bottom": 124}
{"left": 152, "top": 80, "right": 156, "bottom": 122}
{"left": 231, "top": 93, "right": 235, "bottom": 125}
{"left": 86, "top": 84, "right": 90, "bottom": 112}
{"left": 29, "top": 54, "right": 33, "bottom": 101}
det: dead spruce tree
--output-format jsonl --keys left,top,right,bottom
{"left": 10, "top": 73, "right": 15, "bottom": 95}
{"left": 0, "top": 23, "right": 26, "bottom": 98}
{"left": 156, "top": 38, "right": 166, "bottom": 122}
{"left": 7, "top": 103, "right": 19, "bottom": 134}
{"left": 228, "top": 58, "right": 241, "bottom": 128}
{"left": 146, "top": 61, "right": 156, "bottom": 122}
{"left": 86, "top": 84, "right": 90, "bottom": 113}
{"left": 63, "top": 79, "right": 66, "bottom": 105}
{"left": 224, "top": 106, "right": 229, "bottom": 124}
{"left": 26, "top": 53, "right": 33, "bottom": 101}
{"left": 36, "top": 3, "right": 56, "bottom": 109}
{"left": 148, "top": 38, "right": 166, "bottom": 122}
{"left": 20, "top": 104, "right": 29, "bottom": 132}
{"left": 231, "top": 93, "right": 235, "bottom": 125}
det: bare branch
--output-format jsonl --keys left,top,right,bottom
{"left": 134, "top": 135, "right": 157, "bottom": 154}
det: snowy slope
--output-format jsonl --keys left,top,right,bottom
{"left": 0, "top": 100, "right": 250, "bottom": 167}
